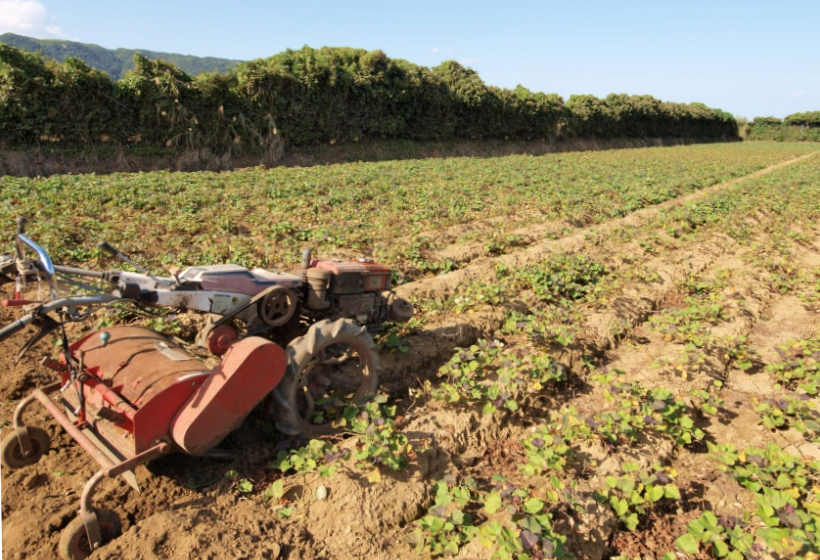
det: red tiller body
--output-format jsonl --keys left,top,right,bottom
{"left": 58, "top": 326, "right": 286, "bottom": 458}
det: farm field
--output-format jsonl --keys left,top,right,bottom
{"left": 1, "top": 142, "right": 820, "bottom": 560}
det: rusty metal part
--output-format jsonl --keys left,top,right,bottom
{"left": 15, "top": 312, "right": 60, "bottom": 364}
{"left": 16, "top": 383, "right": 115, "bottom": 469}
{"left": 205, "top": 325, "right": 239, "bottom": 356}
{"left": 65, "top": 326, "right": 211, "bottom": 454}
{"left": 79, "top": 443, "right": 169, "bottom": 551}
{"left": 12, "top": 381, "right": 61, "bottom": 456}
{"left": 388, "top": 297, "right": 415, "bottom": 322}
{"left": 306, "top": 268, "right": 331, "bottom": 310}
{"left": 72, "top": 326, "right": 207, "bottom": 409}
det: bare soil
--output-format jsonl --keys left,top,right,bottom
{"left": 2, "top": 152, "right": 819, "bottom": 560}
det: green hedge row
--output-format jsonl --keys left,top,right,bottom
{"left": 0, "top": 43, "right": 738, "bottom": 152}
{"left": 747, "top": 114, "right": 820, "bottom": 142}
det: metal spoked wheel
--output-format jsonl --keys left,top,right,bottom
{"left": 58, "top": 509, "right": 122, "bottom": 560}
{"left": 0, "top": 427, "right": 51, "bottom": 469}
{"left": 272, "top": 319, "right": 380, "bottom": 438}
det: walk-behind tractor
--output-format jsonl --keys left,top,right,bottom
{"left": 0, "top": 218, "right": 413, "bottom": 559}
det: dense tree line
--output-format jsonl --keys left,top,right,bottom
{"left": 0, "top": 43, "right": 738, "bottom": 152}
{"left": 747, "top": 113, "right": 820, "bottom": 141}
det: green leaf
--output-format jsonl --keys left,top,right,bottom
{"left": 713, "top": 539, "right": 729, "bottom": 557}
{"left": 523, "top": 498, "right": 545, "bottom": 514}
{"left": 262, "top": 479, "right": 284, "bottom": 501}
{"left": 701, "top": 510, "right": 718, "bottom": 528}
{"left": 484, "top": 493, "right": 502, "bottom": 514}
{"left": 613, "top": 498, "right": 629, "bottom": 516}
{"left": 664, "top": 485, "right": 681, "bottom": 500}
{"left": 618, "top": 478, "right": 636, "bottom": 495}
{"left": 649, "top": 485, "right": 664, "bottom": 502}
{"left": 675, "top": 533, "right": 700, "bottom": 555}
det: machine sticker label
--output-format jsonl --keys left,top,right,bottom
{"left": 211, "top": 294, "right": 232, "bottom": 314}
{"left": 154, "top": 342, "right": 194, "bottom": 362}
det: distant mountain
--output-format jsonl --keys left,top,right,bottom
{"left": 0, "top": 33, "right": 241, "bottom": 79}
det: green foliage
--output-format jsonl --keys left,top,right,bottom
{"left": 425, "top": 340, "right": 566, "bottom": 414}
{"left": 690, "top": 380, "right": 725, "bottom": 416}
{"left": 748, "top": 115, "right": 820, "bottom": 142}
{"left": 784, "top": 111, "right": 820, "bottom": 128}
{"left": 675, "top": 511, "right": 753, "bottom": 560}
{"left": 649, "top": 297, "right": 727, "bottom": 347}
{"left": 516, "top": 254, "right": 608, "bottom": 303}
{"left": 0, "top": 40, "right": 739, "bottom": 152}
{"left": 594, "top": 462, "right": 680, "bottom": 530}
{"left": 587, "top": 372, "right": 705, "bottom": 446}
{"left": 563, "top": 94, "right": 737, "bottom": 140}
{"left": 519, "top": 426, "right": 573, "bottom": 479}
{"left": 704, "top": 443, "right": 820, "bottom": 558}
{"left": 752, "top": 395, "right": 820, "bottom": 440}
{"left": 766, "top": 338, "right": 820, "bottom": 395}
{"left": 1, "top": 143, "right": 812, "bottom": 273}
{"left": 444, "top": 281, "right": 508, "bottom": 314}
{"left": 479, "top": 483, "right": 570, "bottom": 560}
{"left": 407, "top": 478, "right": 480, "bottom": 557}
{"left": 347, "top": 397, "right": 414, "bottom": 480}
{"left": 270, "top": 438, "right": 344, "bottom": 478}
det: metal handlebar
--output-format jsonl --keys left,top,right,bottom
{"left": 0, "top": 315, "right": 32, "bottom": 342}
{"left": 18, "top": 234, "right": 55, "bottom": 278}
{"left": 0, "top": 295, "right": 125, "bottom": 343}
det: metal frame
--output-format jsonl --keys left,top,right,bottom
{"left": 12, "top": 383, "right": 171, "bottom": 552}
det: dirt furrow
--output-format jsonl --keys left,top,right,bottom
{"left": 395, "top": 151, "right": 818, "bottom": 301}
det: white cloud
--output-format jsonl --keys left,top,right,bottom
{"left": 431, "top": 47, "right": 441, "bottom": 53}
{"left": 458, "top": 57, "right": 481, "bottom": 66}
{"left": 788, "top": 90, "right": 807, "bottom": 99}
{"left": 0, "top": 0, "right": 65, "bottom": 37}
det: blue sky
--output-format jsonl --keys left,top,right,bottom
{"left": 1, "top": 0, "right": 818, "bottom": 118}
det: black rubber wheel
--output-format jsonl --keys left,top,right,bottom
{"left": 58, "top": 509, "right": 122, "bottom": 560}
{"left": 0, "top": 427, "right": 51, "bottom": 470}
{"left": 272, "top": 319, "right": 380, "bottom": 438}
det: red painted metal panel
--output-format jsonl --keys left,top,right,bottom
{"left": 132, "top": 374, "right": 207, "bottom": 453}
{"left": 171, "top": 337, "right": 286, "bottom": 455}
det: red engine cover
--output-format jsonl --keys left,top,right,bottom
{"left": 171, "top": 337, "right": 286, "bottom": 455}
{"left": 311, "top": 259, "right": 391, "bottom": 291}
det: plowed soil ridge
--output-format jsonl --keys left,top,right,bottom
{"left": 395, "top": 151, "right": 818, "bottom": 300}
{"left": 1, "top": 151, "right": 819, "bottom": 560}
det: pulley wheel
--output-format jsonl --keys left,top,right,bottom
{"left": 257, "top": 287, "right": 297, "bottom": 327}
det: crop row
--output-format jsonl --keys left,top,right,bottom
{"left": 174, "top": 149, "right": 820, "bottom": 560}
{"left": 0, "top": 142, "right": 815, "bottom": 277}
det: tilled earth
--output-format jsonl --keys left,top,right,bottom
{"left": 2, "top": 152, "right": 820, "bottom": 559}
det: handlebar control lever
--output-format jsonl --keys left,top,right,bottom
{"left": 97, "top": 241, "right": 171, "bottom": 287}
